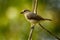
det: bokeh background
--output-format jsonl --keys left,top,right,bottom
{"left": 0, "top": 0, "right": 60, "bottom": 40}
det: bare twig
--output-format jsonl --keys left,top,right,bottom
{"left": 39, "top": 23, "right": 60, "bottom": 40}
{"left": 28, "top": 25, "right": 34, "bottom": 40}
{"left": 32, "top": 0, "right": 38, "bottom": 14}
{"left": 28, "top": 0, "right": 38, "bottom": 40}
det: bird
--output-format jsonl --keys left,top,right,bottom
{"left": 20, "top": 9, "right": 52, "bottom": 26}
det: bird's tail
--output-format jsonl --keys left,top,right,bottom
{"left": 44, "top": 19, "right": 52, "bottom": 21}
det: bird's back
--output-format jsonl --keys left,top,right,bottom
{"left": 27, "top": 12, "right": 44, "bottom": 21}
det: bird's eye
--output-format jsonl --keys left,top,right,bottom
{"left": 24, "top": 10, "right": 26, "bottom": 12}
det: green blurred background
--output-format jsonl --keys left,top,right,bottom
{"left": 0, "top": 0, "right": 60, "bottom": 40}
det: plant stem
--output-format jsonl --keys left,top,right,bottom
{"left": 28, "top": 25, "right": 34, "bottom": 40}
{"left": 32, "top": 0, "right": 38, "bottom": 14}
{"left": 39, "top": 23, "right": 60, "bottom": 40}
{"left": 28, "top": 0, "right": 38, "bottom": 40}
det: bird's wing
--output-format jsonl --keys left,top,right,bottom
{"left": 27, "top": 12, "right": 44, "bottom": 21}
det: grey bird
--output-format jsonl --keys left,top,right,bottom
{"left": 20, "top": 9, "right": 52, "bottom": 25}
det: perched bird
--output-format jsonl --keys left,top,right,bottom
{"left": 20, "top": 9, "right": 52, "bottom": 25}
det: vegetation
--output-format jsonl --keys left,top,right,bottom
{"left": 0, "top": 0, "right": 60, "bottom": 40}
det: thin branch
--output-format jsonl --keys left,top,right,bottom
{"left": 39, "top": 23, "right": 60, "bottom": 40}
{"left": 28, "top": 25, "right": 34, "bottom": 40}
{"left": 28, "top": 0, "right": 38, "bottom": 40}
{"left": 32, "top": 0, "right": 38, "bottom": 14}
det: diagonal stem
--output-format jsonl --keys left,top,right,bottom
{"left": 39, "top": 23, "right": 60, "bottom": 40}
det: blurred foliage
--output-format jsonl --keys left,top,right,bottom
{"left": 0, "top": 0, "right": 60, "bottom": 40}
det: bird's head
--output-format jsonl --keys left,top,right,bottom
{"left": 20, "top": 9, "right": 30, "bottom": 14}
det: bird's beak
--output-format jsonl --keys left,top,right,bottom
{"left": 20, "top": 11, "right": 24, "bottom": 14}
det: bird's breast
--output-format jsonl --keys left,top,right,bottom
{"left": 24, "top": 14, "right": 38, "bottom": 24}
